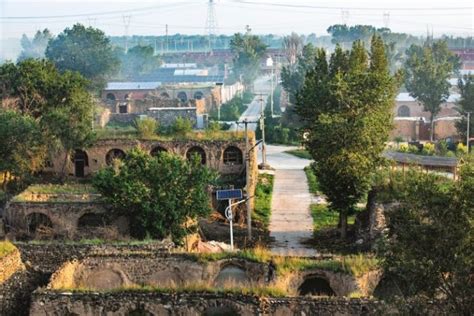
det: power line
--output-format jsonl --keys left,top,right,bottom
{"left": 227, "top": 0, "right": 471, "bottom": 11}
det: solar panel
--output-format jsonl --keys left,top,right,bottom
{"left": 216, "top": 189, "right": 243, "bottom": 200}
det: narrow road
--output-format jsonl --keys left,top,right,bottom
{"left": 264, "top": 145, "right": 315, "bottom": 256}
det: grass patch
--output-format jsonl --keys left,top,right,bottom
{"left": 311, "top": 204, "right": 355, "bottom": 231}
{"left": 253, "top": 173, "right": 274, "bottom": 228}
{"left": 304, "top": 166, "right": 320, "bottom": 194}
{"left": 284, "top": 149, "right": 311, "bottom": 159}
{"left": 0, "top": 241, "right": 17, "bottom": 258}
{"left": 12, "top": 183, "right": 98, "bottom": 202}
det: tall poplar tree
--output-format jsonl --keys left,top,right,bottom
{"left": 404, "top": 40, "right": 460, "bottom": 141}
{"left": 296, "top": 37, "right": 400, "bottom": 238}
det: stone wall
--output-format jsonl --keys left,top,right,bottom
{"left": 30, "top": 292, "right": 384, "bottom": 316}
{"left": 3, "top": 201, "right": 118, "bottom": 239}
{"left": 0, "top": 249, "right": 25, "bottom": 284}
{"left": 147, "top": 107, "right": 198, "bottom": 127}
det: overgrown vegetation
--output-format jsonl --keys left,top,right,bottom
{"left": 379, "top": 163, "right": 473, "bottom": 314}
{"left": 304, "top": 166, "right": 320, "bottom": 194}
{"left": 0, "top": 241, "right": 17, "bottom": 258}
{"left": 134, "top": 117, "right": 158, "bottom": 138}
{"left": 209, "top": 92, "right": 253, "bottom": 121}
{"left": 311, "top": 204, "right": 353, "bottom": 231}
{"left": 93, "top": 147, "right": 217, "bottom": 244}
{"left": 284, "top": 149, "right": 311, "bottom": 159}
{"left": 252, "top": 173, "right": 274, "bottom": 228}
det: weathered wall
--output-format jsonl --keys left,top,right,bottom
{"left": 30, "top": 292, "right": 384, "bottom": 316}
{"left": 147, "top": 107, "right": 197, "bottom": 127}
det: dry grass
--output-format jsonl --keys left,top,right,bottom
{"left": 0, "top": 241, "right": 16, "bottom": 258}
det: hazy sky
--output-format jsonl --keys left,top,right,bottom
{"left": 1, "top": 0, "right": 473, "bottom": 40}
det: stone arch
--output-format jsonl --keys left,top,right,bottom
{"left": 160, "top": 92, "right": 170, "bottom": 99}
{"left": 26, "top": 212, "right": 53, "bottom": 235}
{"left": 150, "top": 146, "right": 167, "bottom": 157}
{"left": 177, "top": 91, "right": 188, "bottom": 102}
{"left": 193, "top": 91, "right": 204, "bottom": 100}
{"left": 223, "top": 146, "right": 243, "bottom": 165}
{"left": 106, "top": 148, "right": 126, "bottom": 165}
{"left": 203, "top": 306, "right": 241, "bottom": 316}
{"left": 83, "top": 268, "right": 125, "bottom": 290}
{"left": 77, "top": 213, "right": 106, "bottom": 228}
{"left": 73, "top": 149, "right": 89, "bottom": 177}
{"left": 186, "top": 146, "right": 206, "bottom": 164}
{"left": 214, "top": 264, "right": 249, "bottom": 287}
{"left": 298, "top": 275, "right": 336, "bottom": 296}
{"left": 127, "top": 308, "right": 154, "bottom": 316}
{"left": 397, "top": 105, "right": 410, "bottom": 117}
{"left": 106, "top": 93, "right": 116, "bottom": 101}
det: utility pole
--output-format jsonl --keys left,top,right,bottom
{"left": 467, "top": 112, "right": 471, "bottom": 152}
{"left": 259, "top": 94, "right": 267, "bottom": 167}
{"left": 165, "top": 24, "right": 169, "bottom": 52}
{"left": 244, "top": 119, "right": 252, "bottom": 240}
{"left": 122, "top": 15, "right": 131, "bottom": 52}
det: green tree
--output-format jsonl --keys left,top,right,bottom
{"left": 171, "top": 117, "right": 193, "bottom": 135}
{"left": 296, "top": 37, "right": 400, "bottom": 238}
{"left": 119, "top": 45, "right": 161, "bottom": 79}
{"left": 229, "top": 30, "right": 267, "bottom": 87}
{"left": 455, "top": 74, "right": 474, "bottom": 144}
{"left": 134, "top": 117, "right": 158, "bottom": 138}
{"left": 404, "top": 40, "right": 460, "bottom": 141}
{"left": 93, "top": 148, "right": 217, "bottom": 243}
{"left": 380, "top": 166, "right": 473, "bottom": 314}
{"left": 46, "top": 24, "right": 119, "bottom": 86}
{"left": 0, "top": 110, "right": 46, "bottom": 190}
{"left": 0, "top": 59, "right": 96, "bottom": 178}
{"left": 17, "top": 29, "right": 53, "bottom": 62}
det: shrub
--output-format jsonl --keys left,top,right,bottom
{"left": 134, "top": 117, "right": 157, "bottom": 138}
{"left": 398, "top": 143, "right": 409, "bottom": 152}
{"left": 0, "top": 241, "right": 16, "bottom": 258}
{"left": 421, "top": 142, "right": 435, "bottom": 155}
{"left": 408, "top": 144, "right": 420, "bottom": 154}
{"left": 437, "top": 140, "right": 449, "bottom": 156}
{"left": 457, "top": 143, "right": 468, "bottom": 156}
{"left": 172, "top": 117, "right": 193, "bottom": 135}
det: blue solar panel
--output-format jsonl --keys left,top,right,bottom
{"left": 216, "top": 189, "right": 243, "bottom": 200}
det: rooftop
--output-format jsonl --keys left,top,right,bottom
{"left": 383, "top": 151, "right": 459, "bottom": 168}
{"left": 105, "top": 82, "right": 161, "bottom": 91}
{"left": 396, "top": 92, "right": 460, "bottom": 103}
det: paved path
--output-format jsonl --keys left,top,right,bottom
{"left": 263, "top": 145, "right": 315, "bottom": 256}
{"left": 269, "top": 169, "right": 316, "bottom": 256}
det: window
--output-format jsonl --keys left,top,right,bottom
{"left": 186, "top": 146, "right": 206, "bottom": 164}
{"left": 118, "top": 104, "right": 128, "bottom": 114}
{"left": 194, "top": 91, "right": 204, "bottom": 100}
{"left": 106, "top": 93, "right": 116, "bottom": 101}
{"left": 397, "top": 105, "right": 410, "bottom": 117}
{"left": 106, "top": 149, "right": 126, "bottom": 165}
{"left": 223, "top": 146, "right": 243, "bottom": 165}
{"left": 177, "top": 91, "right": 188, "bottom": 102}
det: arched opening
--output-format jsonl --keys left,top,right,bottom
{"left": 106, "top": 149, "right": 126, "bottom": 166}
{"left": 128, "top": 308, "right": 153, "bottom": 316}
{"left": 203, "top": 306, "right": 241, "bottom": 316}
{"left": 223, "top": 146, "right": 243, "bottom": 165}
{"left": 78, "top": 213, "right": 106, "bottom": 228}
{"left": 160, "top": 92, "right": 170, "bottom": 99}
{"left": 298, "top": 275, "right": 336, "bottom": 296}
{"left": 73, "top": 149, "right": 88, "bottom": 177}
{"left": 106, "top": 93, "right": 116, "bottom": 101}
{"left": 177, "top": 91, "right": 188, "bottom": 102}
{"left": 186, "top": 146, "right": 206, "bottom": 164}
{"left": 26, "top": 213, "right": 53, "bottom": 235}
{"left": 150, "top": 146, "right": 167, "bottom": 157}
{"left": 193, "top": 91, "right": 204, "bottom": 100}
{"left": 397, "top": 105, "right": 410, "bottom": 117}
{"left": 214, "top": 265, "right": 249, "bottom": 287}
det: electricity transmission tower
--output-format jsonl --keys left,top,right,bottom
{"left": 205, "top": 0, "right": 218, "bottom": 52}
{"left": 123, "top": 15, "right": 132, "bottom": 52}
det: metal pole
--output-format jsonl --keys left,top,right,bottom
{"left": 270, "top": 66, "right": 274, "bottom": 116}
{"left": 245, "top": 119, "right": 252, "bottom": 240}
{"left": 228, "top": 199, "right": 233, "bottom": 250}
{"left": 467, "top": 112, "right": 471, "bottom": 153}
{"left": 260, "top": 95, "right": 267, "bottom": 166}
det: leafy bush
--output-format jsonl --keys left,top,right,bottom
{"left": 93, "top": 147, "right": 217, "bottom": 243}
{"left": 421, "top": 142, "right": 435, "bottom": 155}
{"left": 456, "top": 143, "right": 468, "bottom": 156}
{"left": 171, "top": 117, "right": 193, "bottom": 135}
{"left": 134, "top": 117, "right": 157, "bottom": 138}
{"left": 437, "top": 140, "right": 449, "bottom": 156}
{"left": 408, "top": 144, "right": 420, "bottom": 154}
{"left": 304, "top": 165, "right": 320, "bottom": 194}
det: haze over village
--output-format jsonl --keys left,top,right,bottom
{"left": 0, "top": 0, "right": 473, "bottom": 315}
